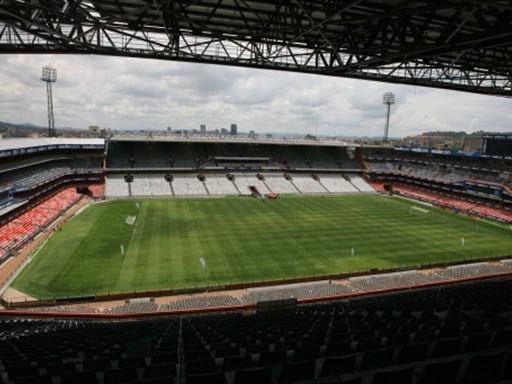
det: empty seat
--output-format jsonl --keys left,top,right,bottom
{"left": 83, "top": 358, "right": 112, "bottom": 371}
{"left": 355, "top": 337, "right": 382, "bottom": 352}
{"left": 259, "top": 349, "right": 288, "bottom": 366}
{"left": 320, "top": 355, "right": 356, "bottom": 377}
{"left": 462, "top": 332, "right": 492, "bottom": 352}
{"left": 185, "top": 357, "right": 216, "bottom": 375}
{"left": 385, "top": 332, "right": 410, "bottom": 347}
{"left": 7, "top": 365, "right": 40, "bottom": 381}
{"left": 371, "top": 365, "right": 415, "bottom": 384}
{"left": 14, "top": 375, "right": 53, "bottom": 384}
{"left": 103, "top": 366, "right": 139, "bottom": 383}
{"left": 135, "top": 377, "right": 176, "bottom": 384}
{"left": 419, "top": 358, "right": 462, "bottom": 384}
{"left": 185, "top": 371, "right": 226, "bottom": 384}
{"left": 143, "top": 362, "right": 177, "bottom": 379}
{"left": 358, "top": 347, "right": 393, "bottom": 371}
{"left": 293, "top": 345, "right": 321, "bottom": 362}
{"left": 396, "top": 342, "right": 428, "bottom": 364}
{"left": 151, "top": 353, "right": 177, "bottom": 365}
{"left": 46, "top": 361, "right": 76, "bottom": 375}
{"left": 428, "top": 337, "right": 462, "bottom": 358}
{"left": 233, "top": 366, "right": 273, "bottom": 384}
{"left": 325, "top": 341, "right": 351, "bottom": 357}
{"left": 215, "top": 346, "right": 240, "bottom": 358}
{"left": 118, "top": 355, "right": 147, "bottom": 368}
{"left": 459, "top": 350, "right": 506, "bottom": 384}
{"left": 279, "top": 359, "right": 316, "bottom": 383}
{"left": 222, "top": 355, "right": 252, "bottom": 372}
{"left": 61, "top": 370, "right": 99, "bottom": 384}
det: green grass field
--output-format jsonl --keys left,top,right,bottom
{"left": 11, "top": 194, "right": 512, "bottom": 299}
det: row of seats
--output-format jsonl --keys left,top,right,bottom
{"left": 391, "top": 184, "right": 512, "bottom": 223}
{"left": 365, "top": 155, "right": 509, "bottom": 187}
{"left": 1, "top": 276, "right": 512, "bottom": 383}
{"left": 104, "top": 174, "right": 375, "bottom": 198}
{"left": 106, "top": 141, "right": 358, "bottom": 170}
{"left": 0, "top": 188, "right": 81, "bottom": 259}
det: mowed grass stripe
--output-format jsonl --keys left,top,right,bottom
{"left": 11, "top": 195, "right": 512, "bottom": 299}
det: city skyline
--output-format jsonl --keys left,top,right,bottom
{"left": 0, "top": 54, "right": 511, "bottom": 139}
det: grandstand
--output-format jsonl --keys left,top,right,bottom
{"left": 1, "top": 136, "right": 512, "bottom": 383}
{"left": 363, "top": 146, "right": 512, "bottom": 223}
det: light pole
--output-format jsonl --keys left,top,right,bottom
{"left": 41, "top": 65, "right": 57, "bottom": 137}
{"left": 382, "top": 92, "right": 395, "bottom": 142}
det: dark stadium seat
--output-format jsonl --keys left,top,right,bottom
{"left": 118, "top": 355, "right": 147, "bottom": 368}
{"left": 462, "top": 332, "right": 492, "bottom": 352}
{"left": 135, "top": 377, "right": 176, "bottom": 384}
{"left": 371, "top": 365, "right": 415, "bottom": 384}
{"left": 259, "top": 349, "right": 288, "bottom": 366}
{"left": 14, "top": 375, "right": 53, "bottom": 384}
{"left": 151, "top": 352, "right": 178, "bottom": 365}
{"left": 291, "top": 345, "right": 322, "bottom": 362}
{"left": 222, "top": 354, "right": 253, "bottom": 372}
{"left": 354, "top": 337, "right": 382, "bottom": 352}
{"left": 60, "top": 370, "right": 99, "bottom": 384}
{"left": 143, "top": 362, "right": 177, "bottom": 379}
{"left": 459, "top": 350, "right": 506, "bottom": 384}
{"left": 184, "top": 357, "right": 217, "bottom": 375}
{"left": 103, "top": 366, "right": 139, "bottom": 383}
{"left": 6, "top": 365, "right": 40, "bottom": 382}
{"left": 419, "top": 358, "right": 462, "bottom": 384}
{"left": 395, "top": 342, "right": 429, "bottom": 364}
{"left": 428, "top": 337, "right": 462, "bottom": 358}
{"left": 358, "top": 347, "right": 394, "bottom": 371}
{"left": 320, "top": 355, "right": 357, "bottom": 377}
{"left": 324, "top": 341, "right": 351, "bottom": 357}
{"left": 233, "top": 365, "right": 273, "bottom": 384}
{"left": 46, "top": 361, "right": 77, "bottom": 375}
{"left": 83, "top": 357, "right": 112, "bottom": 371}
{"left": 279, "top": 359, "right": 316, "bottom": 383}
{"left": 185, "top": 371, "right": 226, "bottom": 384}
{"left": 384, "top": 332, "right": 410, "bottom": 347}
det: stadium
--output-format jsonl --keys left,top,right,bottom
{"left": 1, "top": 1, "right": 512, "bottom": 384}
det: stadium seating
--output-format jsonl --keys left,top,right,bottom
{"left": 1, "top": 275, "right": 512, "bottom": 384}
{"left": 318, "top": 175, "right": 359, "bottom": 194}
{"left": 0, "top": 188, "right": 81, "bottom": 259}
{"left": 130, "top": 174, "right": 173, "bottom": 197}
{"left": 290, "top": 175, "right": 328, "bottom": 194}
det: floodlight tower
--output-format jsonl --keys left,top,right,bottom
{"left": 41, "top": 65, "right": 57, "bottom": 137}
{"left": 382, "top": 92, "right": 395, "bottom": 142}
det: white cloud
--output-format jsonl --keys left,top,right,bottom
{"left": 0, "top": 54, "right": 510, "bottom": 137}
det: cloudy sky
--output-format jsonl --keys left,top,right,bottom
{"left": 0, "top": 54, "right": 510, "bottom": 138}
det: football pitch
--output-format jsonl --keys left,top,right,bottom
{"left": 12, "top": 194, "right": 512, "bottom": 299}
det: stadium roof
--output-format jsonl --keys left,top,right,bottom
{"left": 0, "top": 1, "right": 511, "bottom": 96}
{"left": 0, "top": 138, "right": 104, "bottom": 152}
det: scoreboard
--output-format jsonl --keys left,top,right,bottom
{"left": 481, "top": 135, "right": 512, "bottom": 157}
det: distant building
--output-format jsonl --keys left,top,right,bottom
{"left": 88, "top": 126, "right": 101, "bottom": 137}
{"left": 221, "top": 128, "right": 229, "bottom": 135}
{"left": 200, "top": 124, "right": 206, "bottom": 134}
{"left": 230, "top": 123, "right": 237, "bottom": 136}
{"left": 463, "top": 135, "right": 483, "bottom": 151}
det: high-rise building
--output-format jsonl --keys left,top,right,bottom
{"left": 200, "top": 124, "right": 206, "bottom": 134}
{"left": 230, "top": 123, "right": 237, "bottom": 136}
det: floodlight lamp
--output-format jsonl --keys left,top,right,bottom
{"left": 383, "top": 92, "right": 395, "bottom": 105}
{"left": 42, "top": 65, "right": 57, "bottom": 82}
